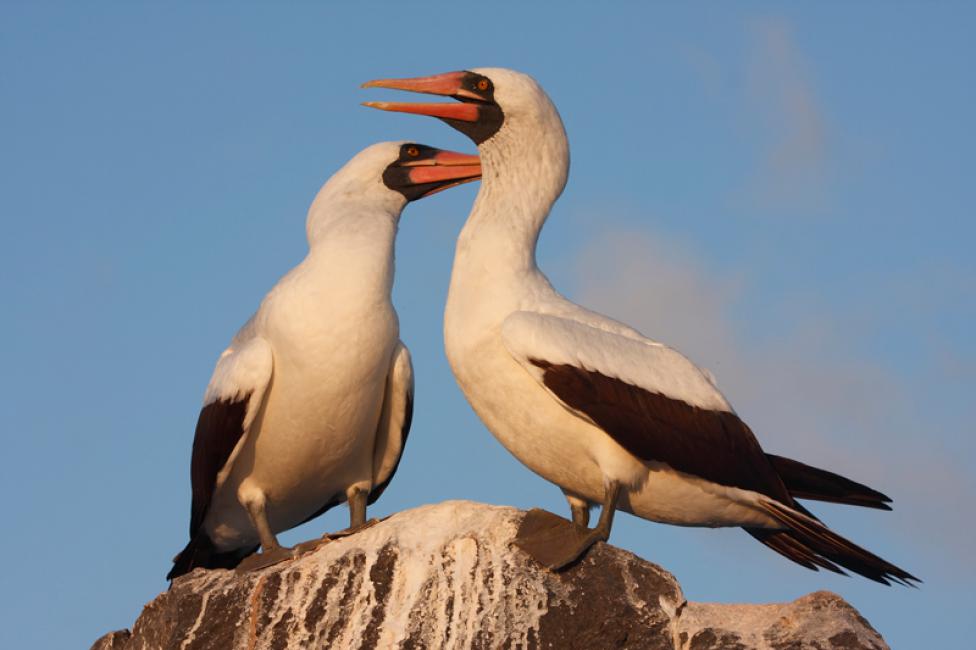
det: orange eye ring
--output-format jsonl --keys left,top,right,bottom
{"left": 477, "top": 79, "right": 489, "bottom": 91}
{"left": 406, "top": 146, "right": 420, "bottom": 157}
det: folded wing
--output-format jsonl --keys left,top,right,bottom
{"left": 501, "top": 311, "right": 790, "bottom": 503}
{"left": 370, "top": 341, "right": 415, "bottom": 505}
{"left": 189, "top": 336, "right": 274, "bottom": 536}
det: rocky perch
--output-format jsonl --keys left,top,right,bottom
{"left": 93, "top": 501, "right": 888, "bottom": 649}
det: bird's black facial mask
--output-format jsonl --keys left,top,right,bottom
{"left": 362, "top": 70, "right": 505, "bottom": 145}
{"left": 443, "top": 72, "right": 504, "bottom": 145}
{"left": 382, "top": 143, "right": 482, "bottom": 202}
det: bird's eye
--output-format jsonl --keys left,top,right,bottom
{"left": 406, "top": 146, "right": 420, "bottom": 157}
{"left": 477, "top": 79, "right": 489, "bottom": 91}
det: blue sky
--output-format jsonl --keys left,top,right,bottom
{"left": 2, "top": 3, "right": 973, "bottom": 648}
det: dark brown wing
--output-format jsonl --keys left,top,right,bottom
{"left": 530, "top": 359, "right": 792, "bottom": 503}
{"left": 189, "top": 397, "right": 250, "bottom": 536}
{"left": 369, "top": 389, "right": 413, "bottom": 506}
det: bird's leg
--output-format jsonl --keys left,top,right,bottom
{"left": 588, "top": 481, "right": 622, "bottom": 544}
{"left": 327, "top": 482, "right": 379, "bottom": 539}
{"left": 563, "top": 491, "right": 592, "bottom": 528}
{"left": 515, "top": 481, "right": 622, "bottom": 571}
{"left": 236, "top": 487, "right": 295, "bottom": 572}
{"left": 293, "top": 483, "right": 380, "bottom": 557}
{"left": 346, "top": 483, "right": 381, "bottom": 534}
{"left": 347, "top": 483, "right": 368, "bottom": 529}
{"left": 250, "top": 505, "right": 281, "bottom": 553}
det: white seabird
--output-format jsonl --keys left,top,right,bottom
{"left": 362, "top": 69, "right": 918, "bottom": 585}
{"left": 167, "top": 142, "right": 481, "bottom": 579}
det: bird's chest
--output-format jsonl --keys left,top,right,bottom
{"left": 265, "top": 281, "right": 397, "bottom": 367}
{"left": 242, "top": 301, "right": 396, "bottom": 495}
{"left": 450, "top": 333, "right": 595, "bottom": 469}
{"left": 257, "top": 282, "right": 398, "bottom": 440}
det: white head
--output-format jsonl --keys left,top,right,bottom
{"left": 362, "top": 68, "right": 571, "bottom": 238}
{"left": 464, "top": 67, "right": 569, "bottom": 197}
{"left": 306, "top": 141, "right": 481, "bottom": 244}
{"left": 363, "top": 67, "right": 567, "bottom": 152}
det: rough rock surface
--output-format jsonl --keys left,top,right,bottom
{"left": 92, "top": 501, "right": 888, "bottom": 650}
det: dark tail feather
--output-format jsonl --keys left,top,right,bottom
{"left": 749, "top": 499, "right": 920, "bottom": 587}
{"left": 745, "top": 527, "right": 846, "bottom": 574}
{"left": 767, "top": 453, "right": 893, "bottom": 510}
{"left": 167, "top": 534, "right": 258, "bottom": 581}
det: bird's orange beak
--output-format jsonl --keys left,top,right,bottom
{"left": 391, "top": 146, "right": 481, "bottom": 199}
{"left": 404, "top": 149, "right": 481, "bottom": 188}
{"left": 362, "top": 71, "right": 480, "bottom": 122}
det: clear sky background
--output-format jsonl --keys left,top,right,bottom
{"left": 2, "top": 3, "right": 973, "bottom": 648}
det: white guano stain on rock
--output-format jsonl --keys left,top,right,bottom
{"left": 178, "top": 589, "right": 210, "bottom": 650}
{"left": 93, "top": 501, "right": 890, "bottom": 650}
{"left": 244, "top": 501, "right": 555, "bottom": 649}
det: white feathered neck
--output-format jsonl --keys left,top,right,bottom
{"left": 305, "top": 142, "right": 408, "bottom": 251}
{"left": 456, "top": 69, "right": 570, "bottom": 275}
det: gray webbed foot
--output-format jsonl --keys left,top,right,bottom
{"left": 235, "top": 545, "right": 296, "bottom": 573}
{"left": 514, "top": 508, "right": 604, "bottom": 571}
{"left": 292, "top": 518, "right": 383, "bottom": 557}
{"left": 333, "top": 516, "right": 381, "bottom": 538}
{"left": 516, "top": 483, "right": 621, "bottom": 571}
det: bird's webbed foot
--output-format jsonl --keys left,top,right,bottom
{"left": 333, "top": 517, "right": 382, "bottom": 538}
{"left": 292, "top": 518, "right": 383, "bottom": 557}
{"left": 515, "top": 482, "right": 621, "bottom": 571}
{"left": 513, "top": 508, "right": 605, "bottom": 571}
{"left": 235, "top": 544, "right": 297, "bottom": 573}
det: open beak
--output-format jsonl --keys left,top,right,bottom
{"left": 362, "top": 71, "right": 480, "bottom": 122}
{"left": 407, "top": 149, "right": 480, "bottom": 185}
{"left": 400, "top": 148, "right": 481, "bottom": 199}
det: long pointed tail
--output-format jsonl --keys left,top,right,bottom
{"left": 746, "top": 499, "right": 919, "bottom": 586}
{"left": 767, "top": 453, "right": 892, "bottom": 510}
{"left": 167, "top": 534, "right": 258, "bottom": 581}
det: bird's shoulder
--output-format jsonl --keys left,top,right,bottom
{"left": 203, "top": 334, "right": 274, "bottom": 406}
{"left": 501, "top": 308, "right": 729, "bottom": 412}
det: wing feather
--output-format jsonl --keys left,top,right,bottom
{"left": 369, "top": 342, "right": 414, "bottom": 505}
{"left": 502, "top": 311, "right": 728, "bottom": 411}
{"left": 188, "top": 336, "right": 273, "bottom": 536}
{"left": 502, "top": 312, "right": 789, "bottom": 502}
